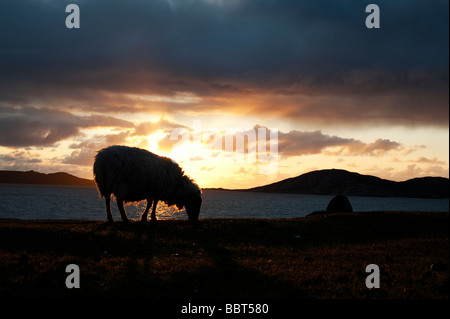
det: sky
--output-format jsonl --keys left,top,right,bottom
{"left": 0, "top": 0, "right": 448, "bottom": 189}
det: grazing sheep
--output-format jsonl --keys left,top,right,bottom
{"left": 93, "top": 145, "right": 202, "bottom": 223}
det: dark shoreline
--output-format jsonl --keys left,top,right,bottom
{"left": 2, "top": 168, "right": 448, "bottom": 199}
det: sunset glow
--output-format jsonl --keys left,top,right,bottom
{"left": 0, "top": 0, "right": 448, "bottom": 189}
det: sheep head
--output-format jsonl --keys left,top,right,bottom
{"left": 176, "top": 176, "right": 202, "bottom": 223}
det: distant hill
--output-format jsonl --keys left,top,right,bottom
{"left": 1, "top": 169, "right": 448, "bottom": 198}
{"left": 244, "top": 169, "right": 449, "bottom": 199}
{"left": 0, "top": 170, "right": 95, "bottom": 187}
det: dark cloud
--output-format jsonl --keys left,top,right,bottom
{"left": 62, "top": 148, "right": 95, "bottom": 166}
{"left": 0, "top": 106, "right": 79, "bottom": 147}
{"left": 0, "top": 151, "right": 42, "bottom": 165}
{"left": 134, "top": 119, "right": 190, "bottom": 136}
{"left": 160, "top": 124, "right": 404, "bottom": 157}
{"left": 0, "top": 0, "right": 448, "bottom": 127}
{"left": 277, "top": 130, "right": 401, "bottom": 156}
{"left": 277, "top": 130, "right": 352, "bottom": 156}
{"left": 2, "top": 0, "right": 446, "bottom": 75}
{"left": 0, "top": 150, "right": 43, "bottom": 172}
{"left": 0, "top": 106, "right": 134, "bottom": 147}
{"left": 324, "top": 138, "right": 402, "bottom": 156}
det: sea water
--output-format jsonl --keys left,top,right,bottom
{"left": 0, "top": 184, "right": 448, "bottom": 221}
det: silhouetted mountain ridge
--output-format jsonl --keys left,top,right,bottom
{"left": 1, "top": 169, "right": 448, "bottom": 198}
{"left": 245, "top": 169, "right": 449, "bottom": 199}
{"left": 0, "top": 170, "right": 95, "bottom": 187}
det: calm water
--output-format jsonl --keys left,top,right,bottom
{"left": 0, "top": 184, "right": 448, "bottom": 221}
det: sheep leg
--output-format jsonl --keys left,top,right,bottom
{"left": 116, "top": 198, "right": 130, "bottom": 223}
{"left": 105, "top": 194, "right": 113, "bottom": 223}
{"left": 140, "top": 199, "right": 152, "bottom": 223}
{"left": 150, "top": 199, "right": 158, "bottom": 223}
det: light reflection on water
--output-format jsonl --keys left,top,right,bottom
{"left": 0, "top": 184, "right": 448, "bottom": 221}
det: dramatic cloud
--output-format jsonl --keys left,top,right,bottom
{"left": 59, "top": 118, "right": 190, "bottom": 166}
{"left": 62, "top": 148, "right": 95, "bottom": 166}
{"left": 0, "top": 106, "right": 134, "bottom": 147}
{"left": 134, "top": 119, "right": 190, "bottom": 136}
{"left": 220, "top": 126, "right": 402, "bottom": 157}
{"left": 324, "top": 138, "right": 402, "bottom": 156}
{"left": 275, "top": 129, "right": 401, "bottom": 157}
{"left": 0, "top": 0, "right": 448, "bottom": 127}
{"left": 159, "top": 124, "right": 403, "bottom": 158}
{"left": 0, "top": 0, "right": 448, "bottom": 185}
{"left": 0, "top": 150, "right": 42, "bottom": 167}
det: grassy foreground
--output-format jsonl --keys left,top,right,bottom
{"left": 0, "top": 211, "right": 448, "bottom": 300}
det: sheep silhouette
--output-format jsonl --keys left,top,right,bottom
{"left": 93, "top": 145, "right": 202, "bottom": 223}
